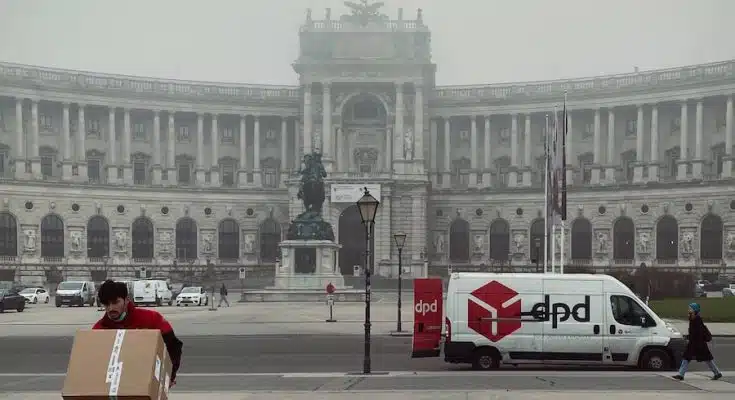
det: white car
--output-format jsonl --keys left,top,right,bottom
{"left": 19, "top": 287, "right": 50, "bottom": 304}
{"left": 722, "top": 284, "right": 735, "bottom": 297}
{"left": 175, "top": 286, "right": 209, "bottom": 307}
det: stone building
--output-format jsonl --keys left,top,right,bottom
{"left": 0, "top": 4, "right": 733, "bottom": 283}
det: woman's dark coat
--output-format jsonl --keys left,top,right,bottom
{"left": 683, "top": 314, "right": 713, "bottom": 362}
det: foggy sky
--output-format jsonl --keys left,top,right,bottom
{"left": 0, "top": 0, "right": 732, "bottom": 86}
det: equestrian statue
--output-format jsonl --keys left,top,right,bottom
{"left": 286, "top": 151, "right": 335, "bottom": 241}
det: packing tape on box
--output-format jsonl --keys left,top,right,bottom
{"left": 105, "top": 330, "right": 126, "bottom": 397}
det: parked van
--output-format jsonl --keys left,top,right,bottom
{"left": 132, "top": 280, "right": 173, "bottom": 306}
{"left": 55, "top": 281, "right": 96, "bottom": 307}
{"left": 422, "top": 273, "right": 685, "bottom": 371}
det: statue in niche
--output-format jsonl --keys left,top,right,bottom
{"left": 727, "top": 231, "right": 735, "bottom": 252}
{"left": 513, "top": 233, "right": 525, "bottom": 253}
{"left": 23, "top": 229, "right": 37, "bottom": 252}
{"left": 596, "top": 231, "right": 609, "bottom": 253}
{"left": 638, "top": 232, "right": 650, "bottom": 253}
{"left": 681, "top": 231, "right": 694, "bottom": 254}
{"left": 114, "top": 230, "right": 128, "bottom": 252}
{"left": 243, "top": 234, "right": 256, "bottom": 254}
{"left": 202, "top": 232, "right": 214, "bottom": 254}
{"left": 473, "top": 235, "right": 484, "bottom": 253}
{"left": 403, "top": 128, "right": 414, "bottom": 160}
{"left": 554, "top": 231, "right": 562, "bottom": 254}
{"left": 159, "top": 231, "right": 173, "bottom": 254}
{"left": 434, "top": 233, "right": 445, "bottom": 254}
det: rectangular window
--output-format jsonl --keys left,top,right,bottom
{"left": 178, "top": 163, "right": 190, "bottom": 185}
{"left": 222, "top": 128, "right": 234, "bottom": 143}
{"left": 178, "top": 126, "right": 190, "bottom": 142}
{"left": 41, "top": 156, "right": 53, "bottom": 178}
{"left": 87, "top": 119, "right": 100, "bottom": 136}
{"left": 263, "top": 168, "right": 278, "bottom": 187}
{"left": 40, "top": 114, "right": 53, "bottom": 131}
{"left": 625, "top": 120, "right": 636, "bottom": 137}
{"left": 222, "top": 163, "right": 235, "bottom": 186}
{"left": 134, "top": 123, "right": 146, "bottom": 140}
{"left": 133, "top": 161, "right": 146, "bottom": 184}
{"left": 88, "top": 159, "right": 101, "bottom": 183}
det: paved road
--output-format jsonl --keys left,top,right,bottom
{"left": 5, "top": 334, "right": 735, "bottom": 375}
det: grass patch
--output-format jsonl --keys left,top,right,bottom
{"left": 649, "top": 297, "right": 735, "bottom": 323}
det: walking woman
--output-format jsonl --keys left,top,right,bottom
{"left": 672, "top": 302, "right": 722, "bottom": 381}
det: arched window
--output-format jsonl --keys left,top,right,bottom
{"left": 131, "top": 217, "right": 154, "bottom": 260}
{"left": 218, "top": 219, "right": 240, "bottom": 261}
{"left": 41, "top": 214, "right": 64, "bottom": 258}
{"left": 176, "top": 218, "right": 198, "bottom": 261}
{"left": 259, "top": 218, "right": 281, "bottom": 263}
{"left": 571, "top": 218, "right": 592, "bottom": 260}
{"left": 656, "top": 215, "right": 678, "bottom": 261}
{"left": 0, "top": 212, "right": 18, "bottom": 257}
{"left": 489, "top": 219, "right": 510, "bottom": 261}
{"left": 529, "top": 219, "right": 545, "bottom": 264}
{"left": 700, "top": 214, "right": 723, "bottom": 260}
{"left": 613, "top": 217, "right": 635, "bottom": 260}
{"left": 87, "top": 216, "right": 109, "bottom": 258}
{"left": 449, "top": 218, "right": 470, "bottom": 262}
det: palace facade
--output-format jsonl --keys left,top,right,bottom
{"left": 0, "top": 6, "right": 734, "bottom": 283}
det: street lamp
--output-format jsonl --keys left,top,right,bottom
{"left": 356, "top": 187, "right": 380, "bottom": 374}
{"left": 393, "top": 231, "right": 407, "bottom": 333}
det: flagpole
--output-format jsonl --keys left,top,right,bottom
{"left": 543, "top": 114, "right": 550, "bottom": 274}
{"left": 560, "top": 91, "right": 568, "bottom": 274}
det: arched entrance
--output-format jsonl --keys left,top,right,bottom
{"left": 338, "top": 93, "right": 389, "bottom": 173}
{"left": 489, "top": 219, "right": 510, "bottom": 261}
{"left": 613, "top": 217, "right": 635, "bottom": 260}
{"left": 449, "top": 218, "right": 470, "bottom": 262}
{"left": 700, "top": 214, "right": 723, "bottom": 261}
{"left": 571, "top": 218, "right": 592, "bottom": 260}
{"left": 338, "top": 205, "right": 372, "bottom": 275}
{"left": 656, "top": 216, "right": 678, "bottom": 261}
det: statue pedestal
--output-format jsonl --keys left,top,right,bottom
{"left": 242, "top": 240, "right": 365, "bottom": 302}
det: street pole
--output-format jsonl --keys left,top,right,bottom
{"left": 397, "top": 246, "right": 403, "bottom": 332}
{"left": 363, "top": 223, "right": 372, "bottom": 374}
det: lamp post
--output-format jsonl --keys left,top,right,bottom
{"left": 393, "top": 231, "right": 407, "bottom": 333}
{"left": 356, "top": 187, "right": 380, "bottom": 374}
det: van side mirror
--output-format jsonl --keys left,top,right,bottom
{"left": 640, "top": 316, "right": 656, "bottom": 328}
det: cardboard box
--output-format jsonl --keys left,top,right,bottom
{"left": 62, "top": 329, "right": 173, "bottom": 400}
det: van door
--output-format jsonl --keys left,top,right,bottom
{"left": 542, "top": 279, "right": 604, "bottom": 365}
{"left": 603, "top": 294, "right": 652, "bottom": 365}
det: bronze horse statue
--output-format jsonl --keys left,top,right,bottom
{"left": 297, "top": 153, "right": 327, "bottom": 214}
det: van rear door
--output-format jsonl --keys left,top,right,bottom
{"left": 411, "top": 278, "right": 443, "bottom": 358}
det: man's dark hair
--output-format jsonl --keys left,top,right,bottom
{"left": 97, "top": 280, "right": 128, "bottom": 305}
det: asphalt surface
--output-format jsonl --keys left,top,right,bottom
{"left": 5, "top": 334, "right": 735, "bottom": 374}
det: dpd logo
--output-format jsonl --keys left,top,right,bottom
{"left": 467, "top": 281, "right": 521, "bottom": 342}
{"left": 415, "top": 299, "right": 438, "bottom": 316}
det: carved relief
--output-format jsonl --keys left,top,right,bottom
{"left": 595, "top": 229, "right": 610, "bottom": 254}
{"left": 201, "top": 230, "right": 215, "bottom": 255}
{"left": 158, "top": 229, "right": 174, "bottom": 255}
{"left": 243, "top": 233, "right": 256, "bottom": 254}
{"left": 112, "top": 228, "right": 128, "bottom": 254}
{"left": 69, "top": 230, "right": 84, "bottom": 254}
{"left": 22, "top": 226, "right": 37, "bottom": 254}
{"left": 512, "top": 231, "right": 526, "bottom": 254}
{"left": 433, "top": 231, "right": 445, "bottom": 254}
{"left": 473, "top": 234, "right": 485, "bottom": 254}
{"left": 637, "top": 229, "right": 652, "bottom": 254}
{"left": 727, "top": 229, "right": 735, "bottom": 254}
{"left": 680, "top": 228, "right": 696, "bottom": 257}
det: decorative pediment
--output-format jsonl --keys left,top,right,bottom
{"left": 353, "top": 147, "right": 378, "bottom": 163}
{"left": 86, "top": 149, "right": 105, "bottom": 159}
{"left": 132, "top": 152, "right": 150, "bottom": 162}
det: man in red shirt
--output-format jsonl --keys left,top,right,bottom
{"left": 93, "top": 280, "right": 183, "bottom": 386}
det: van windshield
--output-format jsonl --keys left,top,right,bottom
{"left": 58, "top": 282, "right": 84, "bottom": 290}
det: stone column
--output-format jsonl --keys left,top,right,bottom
{"left": 677, "top": 102, "right": 689, "bottom": 180}
{"left": 522, "top": 114, "right": 532, "bottom": 186}
{"left": 76, "top": 104, "right": 88, "bottom": 181}
{"left": 414, "top": 83, "right": 424, "bottom": 163}
{"left": 322, "top": 83, "right": 332, "bottom": 169}
{"left": 565, "top": 112, "right": 574, "bottom": 186}
{"left": 151, "top": 110, "right": 162, "bottom": 185}
{"left": 483, "top": 116, "right": 492, "bottom": 187}
{"left": 384, "top": 124, "right": 392, "bottom": 171}
{"left": 210, "top": 114, "right": 220, "bottom": 186}
{"left": 724, "top": 96, "right": 734, "bottom": 177}
{"left": 107, "top": 108, "right": 118, "bottom": 183}
{"left": 253, "top": 115, "right": 261, "bottom": 186}
{"left": 375, "top": 193, "right": 390, "bottom": 265}
{"left": 430, "top": 119, "right": 438, "bottom": 186}
{"left": 633, "top": 105, "right": 645, "bottom": 183}
{"left": 303, "top": 85, "right": 313, "bottom": 154}
{"left": 167, "top": 112, "right": 177, "bottom": 185}
{"left": 509, "top": 114, "right": 519, "bottom": 187}
{"left": 195, "top": 113, "right": 205, "bottom": 185}
{"left": 29, "top": 100, "right": 40, "bottom": 178}
{"left": 294, "top": 118, "right": 301, "bottom": 167}
{"left": 648, "top": 105, "right": 660, "bottom": 181}
{"left": 469, "top": 116, "right": 478, "bottom": 186}
{"left": 61, "top": 103, "right": 73, "bottom": 180}
{"left": 591, "top": 109, "right": 601, "bottom": 184}
{"left": 443, "top": 118, "right": 451, "bottom": 188}
{"left": 14, "top": 98, "right": 25, "bottom": 179}
{"left": 394, "top": 82, "right": 405, "bottom": 164}
{"left": 280, "top": 117, "right": 288, "bottom": 186}
{"left": 692, "top": 99, "right": 704, "bottom": 179}
{"left": 238, "top": 115, "right": 248, "bottom": 187}
{"left": 122, "top": 108, "right": 133, "bottom": 184}
{"left": 605, "top": 108, "right": 616, "bottom": 183}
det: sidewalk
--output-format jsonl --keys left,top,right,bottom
{"left": 0, "top": 391, "right": 728, "bottom": 400}
{"left": 666, "top": 320, "right": 735, "bottom": 337}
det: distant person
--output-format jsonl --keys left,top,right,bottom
{"left": 93, "top": 280, "right": 183, "bottom": 387}
{"left": 672, "top": 302, "right": 721, "bottom": 381}
{"left": 218, "top": 283, "right": 230, "bottom": 308}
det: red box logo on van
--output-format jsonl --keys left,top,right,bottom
{"left": 468, "top": 281, "right": 521, "bottom": 342}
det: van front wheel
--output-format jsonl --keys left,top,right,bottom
{"left": 472, "top": 348, "right": 500, "bottom": 370}
{"left": 639, "top": 348, "right": 672, "bottom": 371}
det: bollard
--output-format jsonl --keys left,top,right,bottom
{"left": 326, "top": 294, "right": 336, "bottom": 322}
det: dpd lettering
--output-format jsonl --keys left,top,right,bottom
{"left": 415, "top": 300, "right": 438, "bottom": 316}
{"left": 520, "top": 295, "right": 591, "bottom": 328}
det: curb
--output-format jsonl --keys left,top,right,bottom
{"left": 389, "top": 331, "right": 413, "bottom": 337}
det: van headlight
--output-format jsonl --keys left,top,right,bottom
{"left": 665, "top": 322, "right": 681, "bottom": 335}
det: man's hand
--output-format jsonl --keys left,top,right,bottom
{"left": 169, "top": 378, "right": 176, "bottom": 389}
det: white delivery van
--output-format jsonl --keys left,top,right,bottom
{"left": 440, "top": 273, "right": 685, "bottom": 371}
{"left": 132, "top": 280, "right": 173, "bottom": 306}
